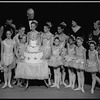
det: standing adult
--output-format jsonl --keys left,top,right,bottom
{"left": 90, "top": 20, "right": 100, "bottom": 44}
{"left": 22, "top": 8, "right": 35, "bottom": 34}
{"left": 70, "top": 20, "right": 84, "bottom": 38}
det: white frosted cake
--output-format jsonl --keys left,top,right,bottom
{"left": 24, "top": 40, "right": 43, "bottom": 63}
{"left": 27, "top": 40, "right": 39, "bottom": 53}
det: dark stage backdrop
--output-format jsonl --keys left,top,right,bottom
{"left": 0, "top": 3, "right": 99, "bottom": 33}
{"left": 0, "top": 2, "right": 100, "bottom": 87}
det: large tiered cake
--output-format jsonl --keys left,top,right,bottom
{"left": 24, "top": 40, "right": 43, "bottom": 63}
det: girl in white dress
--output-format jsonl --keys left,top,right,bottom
{"left": 74, "top": 37, "right": 86, "bottom": 93}
{"left": 49, "top": 37, "right": 63, "bottom": 89}
{"left": 1, "top": 30, "right": 16, "bottom": 88}
{"left": 86, "top": 41, "right": 100, "bottom": 94}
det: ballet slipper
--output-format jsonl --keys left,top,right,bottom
{"left": 12, "top": 80, "right": 17, "bottom": 85}
{"left": 17, "top": 82, "right": 23, "bottom": 87}
{"left": 25, "top": 82, "right": 29, "bottom": 89}
{"left": 56, "top": 84, "right": 60, "bottom": 89}
{"left": 62, "top": 82, "right": 68, "bottom": 87}
{"left": 81, "top": 88, "right": 85, "bottom": 93}
{"left": 2, "top": 83, "right": 7, "bottom": 89}
{"left": 52, "top": 82, "right": 55, "bottom": 85}
{"left": 91, "top": 89, "right": 94, "bottom": 94}
{"left": 74, "top": 87, "right": 81, "bottom": 91}
{"left": 8, "top": 83, "right": 13, "bottom": 88}
{"left": 65, "top": 84, "right": 71, "bottom": 88}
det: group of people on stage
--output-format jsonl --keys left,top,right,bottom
{"left": 0, "top": 8, "right": 100, "bottom": 95}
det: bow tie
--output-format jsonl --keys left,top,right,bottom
{"left": 28, "top": 19, "right": 33, "bottom": 21}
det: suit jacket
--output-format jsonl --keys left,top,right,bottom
{"left": 21, "top": 16, "right": 35, "bottom": 35}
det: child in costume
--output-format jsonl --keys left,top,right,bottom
{"left": 86, "top": 40, "right": 100, "bottom": 94}
{"left": 74, "top": 37, "right": 86, "bottom": 93}
{"left": 1, "top": 30, "right": 16, "bottom": 88}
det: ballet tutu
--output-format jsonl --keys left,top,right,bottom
{"left": 2, "top": 54, "right": 14, "bottom": 66}
{"left": 15, "top": 60, "right": 49, "bottom": 80}
{"left": 43, "top": 47, "right": 51, "bottom": 59}
{"left": 64, "top": 55, "right": 76, "bottom": 67}
{"left": 0, "top": 63, "right": 4, "bottom": 70}
{"left": 74, "top": 58, "right": 85, "bottom": 70}
{"left": 86, "top": 60, "right": 98, "bottom": 72}
{"left": 2, "top": 54, "right": 15, "bottom": 72}
{"left": 48, "top": 56, "right": 63, "bottom": 67}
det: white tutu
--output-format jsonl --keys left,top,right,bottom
{"left": 15, "top": 60, "right": 49, "bottom": 80}
{"left": 74, "top": 58, "right": 85, "bottom": 70}
{"left": 64, "top": 55, "right": 76, "bottom": 67}
{"left": 48, "top": 56, "right": 63, "bottom": 67}
{"left": 3, "top": 54, "right": 14, "bottom": 66}
{"left": 86, "top": 60, "right": 98, "bottom": 72}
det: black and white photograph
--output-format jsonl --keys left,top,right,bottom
{"left": 0, "top": 1, "right": 100, "bottom": 99}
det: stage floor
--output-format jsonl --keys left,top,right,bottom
{"left": 0, "top": 83, "right": 100, "bottom": 99}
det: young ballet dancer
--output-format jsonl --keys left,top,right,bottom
{"left": 15, "top": 34, "right": 27, "bottom": 87}
{"left": 12, "top": 25, "right": 26, "bottom": 85}
{"left": 13, "top": 25, "right": 26, "bottom": 44}
{"left": 64, "top": 35, "right": 76, "bottom": 89}
{"left": 27, "top": 20, "right": 41, "bottom": 44}
{"left": 41, "top": 22, "right": 54, "bottom": 86}
{"left": 86, "top": 40, "right": 100, "bottom": 94}
{"left": 74, "top": 37, "right": 86, "bottom": 93}
{"left": 16, "top": 20, "right": 48, "bottom": 90}
{"left": 49, "top": 37, "right": 63, "bottom": 89}
{"left": 55, "top": 22, "right": 69, "bottom": 87}
{"left": 1, "top": 30, "right": 16, "bottom": 88}
{"left": 24, "top": 20, "right": 39, "bottom": 89}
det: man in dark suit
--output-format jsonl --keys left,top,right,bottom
{"left": 24, "top": 8, "right": 35, "bottom": 34}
